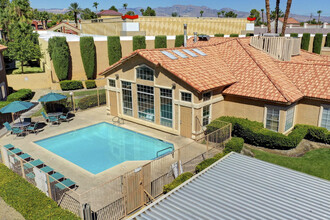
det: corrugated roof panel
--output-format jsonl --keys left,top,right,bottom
{"left": 131, "top": 153, "right": 330, "bottom": 220}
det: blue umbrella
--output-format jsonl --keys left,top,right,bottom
{"left": 0, "top": 101, "right": 34, "bottom": 114}
{"left": 38, "top": 92, "right": 67, "bottom": 103}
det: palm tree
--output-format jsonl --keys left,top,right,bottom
{"left": 281, "top": 0, "right": 292, "bottom": 36}
{"left": 93, "top": 2, "right": 99, "bottom": 13}
{"left": 200, "top": 10, "right": 204, "bottom": 17}
{"left": 265, "top": 0, "right": 271, "bottom": 33}
{"left": 317, "top": 10, "right": 322, "bottom": 24}
{"left": 221, "top": 10, "right": 226, "bottom": 17}
{"left": 123, "top": 3, "right": 128, "bottom": 12}
{"left": 261, "top": 9, "right": 264, "bottom": 23}
{"left": 68, "top": 2, "right": 81, "bottom": 28}
{"left": 275, "top": 0, "right": 281, "bottom": 33}
{"left": 140, "top": 8, "right": 144, "bottom": 15}
{"left": 217, "top": 12, "right": 221, "bottom": 18}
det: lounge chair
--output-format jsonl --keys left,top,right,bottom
{"left": 29, "top": 159, "right": 44, "bottom": 168}
{"left": 49, "top": 116, "right": 60, "bottom": 125}
{"left": 40, "top": 166, "right": 54, "bottom": 174}
{"left": 12, "top": 127, "right": 25, "bottom": 137}
{"left": 41, "top": 112, "right": 49, "bottom": 122}
{"left": 49, "top": 172, "right": 64, "bottom": 183}
{"left": 3, "top": 122, "right": 12, "bottom": 133}
{"left": 59, "top": 112, "right": 70, "bottom": 122}
{"left": 23, "top": 118, "right": 32, "bottom": 123}
{"left": 3, "top": 144, "right": 15, "bottom": 150}
{"left": 10, "top": 148, "right": 22, "bottom": 155}
{"left": 55, "top": 178, "right": 76, "bottom": 190}
{"left": 18, "top": 153, "right": 31, "bottom": 161}
{"left": 27, "top": 122, "right": 39, "bottom": 134}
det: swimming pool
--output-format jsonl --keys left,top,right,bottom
{"left": 35, "top": 122, "right": 174, "bottom": 174}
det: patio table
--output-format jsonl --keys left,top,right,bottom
{"left": 48, "top": 112, "right": 63, "bottom": 117}
{"left": 12, "top": 122, "right": 30, "bottom": 128}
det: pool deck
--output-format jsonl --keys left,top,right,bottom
{"left": 0, "top": 106, "right": 206, "bottom": 193}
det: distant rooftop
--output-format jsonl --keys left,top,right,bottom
{"left": 278, "top": 17, "right": 300, "bottom": 24}
{"left": 97, "top": 10, "right": 122, "bottom": 16}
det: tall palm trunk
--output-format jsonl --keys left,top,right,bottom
{"left": 74, "top": 12, "right": 78, "bottom": 28}
{"left": 275, "top": 0, "right": 280, "bottom": 33}
{"left": 262, "top": 11, "right": 264, "bottom": 23}
{"left": 281, "top": 0, "right": 292, "bottom": 36}
{"left": 265, "top": 0, "right": 271, "bottom": 33}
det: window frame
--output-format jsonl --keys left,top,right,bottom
{"left": 121, "top": 81, "right": 133, "bottom": 116}
{"left": 319, "top": 105, "right": 330, "bottom": 130}
{"left": 202, "top": 104, "right": 211, "bottom": 127}
{"left": 284, "top": 105, "right": 295, "bottom": 132}
{"left": 180, "top": 91, "right": 192, "bottom": 103}
{"left": 265, "top": 106, "right": 281, "bottom": 132}
{"left": 136, "top": 65, "right": 154, "bottom": 81}
{"left": 202, "top": 92, "right": 212, "bottom": 102}
{"left": 160, "top": 88, "right": 173, "bottom": 128}
{"left": 108, "top": 79, "right": 116, "bottom": 87}
{"left": 137, "top": 84, "right": 155, "bottom": 122}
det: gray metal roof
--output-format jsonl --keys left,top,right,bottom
{"left": 131, "top": 153, "right": 330, "bottom": 220}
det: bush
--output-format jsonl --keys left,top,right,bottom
{"left": 0, "top": 101, "right": 11, "bottom": 109}
{"left": 230, "top": 34, "right": 239, "bottom": 37}
{"left": 305, "top": 126, "right": 330, "bottom": 144}
{"left": 313, "top": 33, "right": 323, "bottom": 54}
{"left": 163, "top": 172, "right": 193, "bottom": 194}
{"left": 60, "top": 80, "right": 83, "bottom": 91}
{"left": 85, "top": 80, "right": 96, "bottom": 89}
{"left": 0, "top": 164, "right": 80, "bottom": 220}
{"left": 175, "top": 35, "right": 184, "bottom": 47}
{"left": 290, "top": 33, "right": 298, "bottom": 37}
{"left": 78, "top": 93, "right": 106, "bottom": 110}
{"left": 49, "top": 37, "right": 70, "bottom": 80}
{"left": 133, "top": 36, "right": 146, "bottom": 51}
{"left": 155, "top": 35, "right": 167, "bottom": 48}
{"left": 80, "top": 37, "right": 96, "bottom": 79}
{"left": 195, "top": 157, "right": 218, "bottom": 173}
{"left": 325, "top": 33, "right": 330, "bottom": 47}
{"left": 223, "top": 137, "right": 244, "bottom": 154}
{"left": 7, "top": 89, "right": 33, "bottom": 101}
{"left": 215, "top": 34, "right": 224, "bottom": 37}
{"left": 301, "top": 33, "right": 310, "bottom": 50}
{"left": 246, "top": 33, "right": 254, "bottom": 36}
{"left": 108, "top": 36, "right": 122, "bottom": 65}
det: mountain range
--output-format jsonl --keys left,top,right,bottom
{"left": 38, "top": 5, "right": 330, "bottom": 23}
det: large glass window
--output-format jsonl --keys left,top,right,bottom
{"left": 136, "top": 66, "right": 154, "bottom": 81}
{"left": 203, "top": 92, "right": 211, "bottom": 101}
{"left": 160, "top": 88, "right": 173, "bottom": 127}
{"left": 266, "top": 107, "right": 280, "bottom": 132}
{"left": 109, "top": 79, "right": 116, "bottom": 87}
{"left": 181, "top": 92, "right": 192, "bottom": 102}
{"left": 203, "top": 105, "right": 210, "bottom": 126}
{"left": 137, "top": 85, "right": 154, "bottom": 122}
{"left": 321, "top": 106, "right": 330, "bottom": 130}
{"left": 285, "top": 107, "right": 295, "bottom": 131}
{"left": 122, "top": 81, "right": 133, "bottom": 116}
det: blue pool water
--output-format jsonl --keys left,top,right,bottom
{"left": 35, "top": 122, "right": 174, "bottom": 174}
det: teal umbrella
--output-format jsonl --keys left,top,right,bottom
{"left": 38, "top": 92, "right": 67, "bottom": 103}
{"left": 0, "top": 101, "right": 34, "bottom": 114}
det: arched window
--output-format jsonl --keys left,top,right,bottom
{"left": 136, "top": 66, "right": 154, "bottom": 81}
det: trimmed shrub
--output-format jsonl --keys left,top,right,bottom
{"left": 325, "top": 33, "right": 330, "bottom": 47}
{"left": 163, "top": 172, "right": 193, "bottom": 194}
{"left": 301, "top": 33, "right": 310, "bottom": 50}
{"left": 290, "top": 33, "right": 298, "bottom": 37}
{"left": 60, "top": 80, "right": 83, "bottom": 91}
{"left": 230, "top": 34, "right": 239, "bottom": 37}
{"left": 215, "top": 34, "right": 224, "bottom": 37}
{"left": 78, "top": 93, "right": 106, "bottom": 110}
{"left": 0, "top": 101, "right": 11, "bottom": 109}
{"left": 80, "top": 37, "right": 96, "bottom": 79}
{"left": 246, "top": 33, "right": 254, "bottom": 36}
{"left": 155, "top": 35, "right": 167, "bottom": 48}
{"left": 313, "top": 33, "right": 323, "bottom": 54}
{"left": 305, "top": 126, "right": 330, "bottom": 144}
{"left": 133, "top": 36, "right": 146, "bottom": 51}
{"left": 175, "top": 35, "right": 184, "bottom": 47}
{"left": 195, "top": 153, "right": 225, "bottom": 173}
{"left": 85, "top": 80, "right": 96, "bottom": 89}
{"left": 7, "top": 89, "right": 33, "bottom": 101}
{"left": 223, "top": 137, "right": 244, "bottom": 154}
{"left": 108, "top": 36, "right": 122, "bottom": 65}
{"left": 0, "top": 164, "right": 80, "bottom": 220}
{"left": 49, "top": 37, "right": 70, "bottom": 80}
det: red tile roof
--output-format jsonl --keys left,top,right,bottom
{"left": 97, "top": 10, "right": 122, "bottom": 16}
{"left": 0, "top": 44, "right": 7, "bottom": 51}
{"left": 101, "top": 37, "right": 330, "bottom": 103}
{"left": 278, "top": 17, "right": 300, "bottom": 24}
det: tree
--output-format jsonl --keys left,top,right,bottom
{"left": 126, "top": 11, "right": 135, "bottom": 16}
{"left": 221, "top": 10, "right": 226, "bottom": 17}
{"left": 275, "top": 0, "right": 280, "bottom": 33}
{"left": 81, "top": 8, "right": 97, "bottom": 20}
{"left": 225, "top": 11, "right": 237, "bottom": 18}
{"left": 93, "top": 2, "right": 99, "bottom": 13}
{"left": 261, "top": 9, "right": 264, "bottom": 23}
{"left": 281, "top": 0, "right": 292, "bottom": 36}
{"left": 265, "top": 0, "right": 271, "bottom": 33}
{"left": 123, "top": 3, "right": 127, "bottom": 12}
{"left": 317, "top": 10, "right": 322, "bottom": 24}
{"left": 270, "top": 9, "right": 284, "bottom": 20}
{"left": 249, "top": 9, "right": 261, "bottom": 26}
{"left": 172, "top": 12, "right": 178, "bottom": 17}
{"left": 40, "top": 11, "right": 49, "bottom": 29}
{"left": 7, "top": 22, "right": 42, "bottom": 73}
{"left": 142, "top": 7, "right": 156, "bottom": 16}
{"left": 68, "top": 2, "right": 81, "bottom": 28}
{"left": 217, "top": 12, "right": 221, "bottom": 18}
{"left": 200, "top": 10, "right": 204, "bottom": 17}
{"left": 109, "top": 5, "right": 118, "bottom": 12}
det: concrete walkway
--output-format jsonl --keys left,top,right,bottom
{"left": 0, "top": 197, "right": 25, "bottom": 220}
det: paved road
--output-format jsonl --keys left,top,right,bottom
{"left": 0, "top": 197, "right": 25, "bottom": 220}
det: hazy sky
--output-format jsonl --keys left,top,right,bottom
{"left": 30, "top": 0, "right": 330, "bottom": 16}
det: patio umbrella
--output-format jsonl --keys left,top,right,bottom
{"left": 0, "top": 101, "right": 34, "bottom": 122}
{"left": 38, "top": 92, "right": 67, "bottom": 103}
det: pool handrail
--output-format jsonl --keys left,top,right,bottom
{"left": 156, "top": 146, "right": 174, "bottom": 158}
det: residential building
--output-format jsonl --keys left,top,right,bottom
{"left": 96, "top": 10, "right": 123, "bottom": 19}
{"left": 100, "top": 36, "right": 330, "bottom": 139}
{"left": 271, "top": 17, "right": 300, "bottom": 29}
{"left": 0, "top": 45, "right": 8, "bottom": 100}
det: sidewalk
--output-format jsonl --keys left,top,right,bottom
{"left": 0, "top": 197, "right": 25, "bottom": 220}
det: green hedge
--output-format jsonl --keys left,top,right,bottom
{"left": 175, "top": 35, "right": 184, "bottom": 47}
{"left": 80, "top": 37, "right": 96, "bottom": 79}
{"left": 0, "top": 164, "right": 79, "bottom": 220}
{"left": 163, "top": 172, "right": 193, "bottom": 194}
{"left": 195, "top": 153, "right": 225, "bottom": 173}
{"left": 7, "top": 89, "right": 33, "bottom": 101}
{"left": 85, "top": 80, "right": 96, "bottom": 89}
{"left": 301, "top": 33, "right": 310, "bottom": 50}
{"left": 325, "top": 33, "right": 330, "bottom": 47}
{"left": 246, "top": 33, "right": 254, "bottom": 36}
{"left": 215, "top": 34, "right": 224, "bottom": 37}
{"left": 223, "top": 137, "right": 244, "bottom": 154}
{"left": 0, "top": 101, "right": 11, "bottom": 109}
{"left": 107, "top": 36, "right": 122, "bottom": 65}
{"left": 60, "top": 80, "right": 83, "bottom": 91}
{"left": 78, "top": 93, "right": 106, "bottom": 110}
{"left": 49, "top": 37, "right": 70, "bottom": 80}
{"left": 155, "top": 35, "right": 167, "bottom": 48}
{"left": 133, "top": 36, "right": 146, "bottom": 51}
{"left": 313, "top": 33, "right": 323, "bottom": 54}
{"left": 230, "top": 34, "right": 239, "bottom": 37}
{"left": 290, "top": 33, "right": 298, "bottom": 37}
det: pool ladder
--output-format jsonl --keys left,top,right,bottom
{"left": 156, "top": 147, "right": 173, "bottom": 158}
{"left": 112, "top": 116, "right": 124, "bottom": 125}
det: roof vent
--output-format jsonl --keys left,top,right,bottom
{"left": 198, "top": 35, "right": 210, "bottom": 41}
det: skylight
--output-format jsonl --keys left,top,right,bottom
{"left": 172, "top": 50, "right": 188, "bottom": 58}
{"left": 161, "top": 51, "right": 178, "bottom": 60}
{"left": 192, "top": 48, "right": 207, "bottom": 56}
{"left": 182, "top": 49, "right": 198, "bottom": 57}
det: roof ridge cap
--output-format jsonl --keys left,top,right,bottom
{"left": 276, "top": 60, "right": 330, "bottom": 67}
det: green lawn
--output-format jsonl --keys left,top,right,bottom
{"left": 6, "top": 61, "right": 44, "bottom": 74}
{"left": 252, "top": 148, "right": 330, "bottom": 181}
{"left": 62, "top": 89, "right": 105, "bottom": 97}
{"left": 31, "top": 107, "right": 45, "bottom": 117}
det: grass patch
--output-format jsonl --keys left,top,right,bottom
{"left": 31, "top": 107, "right": 45, "bottom": 117}
{"left": 252, "top": 148, "right": 330, "bottom": 181}
{"left": 6, "top": 61, "right": 44, "bottom": 75}
{"left": 62, "top": 89, "right": 105, "bottom": 97}
{"left": 0, "top": 163, "right": 80, "bottom": 220}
